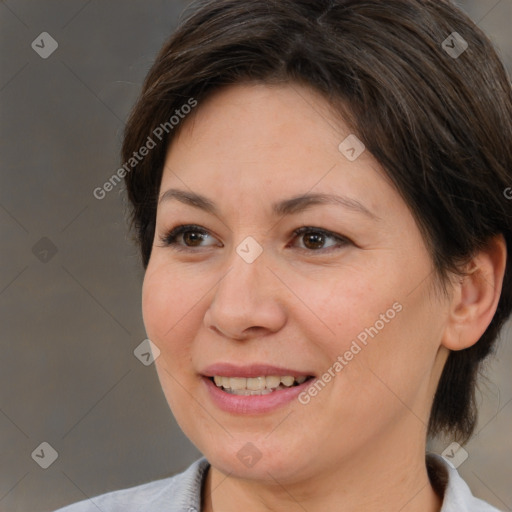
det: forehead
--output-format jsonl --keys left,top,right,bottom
{"left": 158, "top": 82, "right": 397, "bottom": 221}
{"left": 167, "top": 84, "right": 356, "bottom": 178}
{"left": 166, "top": 82, "right": 346, "bottom": 161}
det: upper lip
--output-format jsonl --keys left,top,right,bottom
{"left": 201, "top": 363, "right": 314, "bottom": 378}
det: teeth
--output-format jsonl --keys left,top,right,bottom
{"left": 224, "top": 388, "right": 274, "bottom": 395}
{"left": 230, "top": 377, "right": 247, "bottom": 390}
{"left": 211, "top": 375, "right": 309, "bottom": 394}
{"left": 265, "top": 375, "right": 281, "bottom": 388}
{"left": 280, "top": 376, "right": 294, "bottom": 386}
{"left": 247, "top": 377, "right": 266, "bottom": 390}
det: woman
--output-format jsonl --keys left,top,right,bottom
{"left": 55, "top": 0, "right": 511, "bottom": 510}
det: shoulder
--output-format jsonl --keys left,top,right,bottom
{"left": 427, "top": 453, "right": 503, "bottom": 512}
{"left": 53, "top": 457, "right": 210, "bottom": 512}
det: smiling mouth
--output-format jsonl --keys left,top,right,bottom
{"left": 209, "top": 375, "right": 314, "bottom": 395}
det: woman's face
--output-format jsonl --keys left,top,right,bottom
{"left": 142, "top": 83, "right": 451, "bottom": 482}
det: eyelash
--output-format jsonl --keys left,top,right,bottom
{"left": 158, "top": 224, "right": 351, "bottom": 253}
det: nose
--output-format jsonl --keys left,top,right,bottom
{"left": 203, "top": 248, "right": 287, "bottom": 341}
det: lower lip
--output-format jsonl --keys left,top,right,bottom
{"left": 202, "top": 376, "right": 314, "bottom": 414}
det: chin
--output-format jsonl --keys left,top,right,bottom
{"left": 200, "top": 434, "right": 314, "bottom": 483}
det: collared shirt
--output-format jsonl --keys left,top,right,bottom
{"left": 54, "top": 454, "right": 502, "bottom": 511}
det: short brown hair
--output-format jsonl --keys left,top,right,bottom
{"left": 122, "top": 0, "right": 512, "bottom": 442}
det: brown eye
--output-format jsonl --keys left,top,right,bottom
{"left": 302, "top": 231, "right": 326, "bottom": 250}
{"left": 182, "top": 230, "right": 207, "bottom": 246}
{"left": 160, "top": 225, "right": 218, "bottom": 249}
{"left": 291, "top": 227, "right": 350, "bottom": 252}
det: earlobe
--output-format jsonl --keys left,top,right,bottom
{"left": 441, "top": 234, "right": 507, "bottom": 351}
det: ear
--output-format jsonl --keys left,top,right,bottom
{"left": 441, "top": 234, "right": 507, "bottom": 351}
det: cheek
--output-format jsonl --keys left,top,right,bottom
{"left": 142, "top": 271, "right": 169, "bottom": 343}
{"left": 141, "top": 263, "right": 200, "bottom": 415}
{"left": 289, "top": 264, "right": 394, "bottom": 356}
{"left": 141, "top": 262, "right": 201, "bottom": 364}
{"left": 340, "top": 287, "right": 443, "bottom": 425}
{"left": 301, "top": 258, "right": 440, "bottom": 399}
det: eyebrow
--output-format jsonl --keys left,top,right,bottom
{"left": 158, "top": 188, "right": 378, "bottom": 220}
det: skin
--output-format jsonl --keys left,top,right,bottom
{"left": 142, "top": 82, "right": 506, "bottom": 512}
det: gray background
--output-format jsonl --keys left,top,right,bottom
{"left": 0, "top": 1, "right": 510, "bottom": 511}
